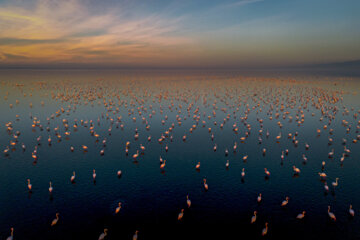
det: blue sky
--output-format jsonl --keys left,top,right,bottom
{"left": 0, "top": 0, "right": 359, "bottom": 67}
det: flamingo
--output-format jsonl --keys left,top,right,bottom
{"left": 133, "top": 230, "right": 139, "bottom": 240}
{"left": 251, "top": 211, "right": 257, "bottom": 224}
{"left": 115, "top": 202, "right": 122, "bottom": 214}
{"left": 257, "top": 193, "right": 262, "bottom": 203}
{"left": 332, "top": 178, "right": 339, "bottom": 188}
{"left": 117, "top": 170, "right": 122, "bottom": 177}
{"left": 160, "top": 160, "right": 166, "bottom": 169}
{"left": 262, "top": 222, "right": 268, "bottom": 236}
{"left": 71, "top": 171, "right": 76, "bottom": 182}
{"left": 324, "top": 182, "right": 329, "bottom": 192}
{"left": 51, "top": 213, "right": 59, "bottom": 226}
{"left": 93, "top": 169, "right": 96, "bottom": 181}
{"left": 27, "top": 179, "right": 32, "bottom": 191}
{"left": 318, "top": 172, "right": 327, "bottom": 179}
{"left": 264, "top": 168, "right": 270, "bottom": 177}
{"left": 186, "top": 195, "right": 191, "bottom": 208}
{"left": 178, "top": 209, "right": 184, "bottom": 220}
{"left": 195, "top": 162, "right": 200, "bottom": 170}
{"left": 49, "top": 181, "right": 53, "bottom": 193}
{"left": 293, "top": 166, "right": 301, "bottom": 175}
{"left": 349, "top": 205, "right": 355, "bottom": 217}
{"left": 225, "top": 160, "right": 229, "bottom": 168}
{"left": 276, "top": 133, "right": 281, "bottom": 141}
{"left": 241, "top": 168, "right": 245, "bottom": 178}
{"left": 6, "top": 228, "right": 14, "bottom": 240}
{"left": 203, "top": 178, "right": 208, "bottom": 191}
{"left": 133, "top": 150, "right": 139, "bottom": 160}
{"left": 302, "top": 154, "right": 307, "bottom": 162}
{"left": 281, "top": 197, "right": 289, "bottom": 207}
{"left": 98, "top": 229, "right": 108, "bottom": 240}
{"left": 344, "top": 146, "right": 351, "bottom": 154}
{"left": 296, "top": 211, "right": 306, "bottom": 219}
{"left": 340, "top": 153, "right": 345, "bottom": 163}
{"left": 328, "top": 206, "right": 336, "bottom": 221}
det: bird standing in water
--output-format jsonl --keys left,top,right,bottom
{"left": 133, "top": 230, "right": 139, "bottom": 240}
{"left": 93, "top": 169, "right": 96, "bottom": 181}
{"left": 296, "top": 211, "right": 306, "bottom": 219}
{"left": 203, "top": 178, "right": 208, "bottom": 190}
{"left": 251, "top": 211, "right": 257, "bottom": 224}
{"left": 115, "top": 202, "right": 122, "bottom": 214}
{"left": 51, "top": 213, "right": 59, "bottom": 226}
{"left": 349, "top": 205, "right": 355, "bottom": 217}
{"left": 98, "top": 229, "right": 108, "bottom": 240}
{"left": 178, "top": 209, "right": 184, "bottom": 220}
{"left": 71, "top": 171, "right": 76, "bottom": 182}
{"left": 186, "top": 195, "right": 191, "bottom": 208}
{"left": 49, "top": 181, "right": 53, "bottom": 193}
{"left": 328, "top": 206, "right": 336, "bottom": 221}
{"left": 6, "top": 228, "right": 14, "bottom": 240}
{"left": 281, "top": 197, "right": 289, "bottom": 207}
{"left": 262, "top": 222, "right": 268, "bottom": 236}
{"left": 27, "top": 179, "right": 32, "bottom": 191}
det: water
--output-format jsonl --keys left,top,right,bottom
{"left": 0, "top": 69, "right": 359, "bottom": 239}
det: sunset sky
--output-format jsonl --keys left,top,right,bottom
{"left": 0, "top": 0, "right": 359, "bottom": 68}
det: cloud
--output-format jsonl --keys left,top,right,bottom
{"left": 1, "top": 0, "right": 356, "bottom": 68}
{"left": 68, "top": 30, "right": 109, "bottom": 38}
{"left": 231, "top": 0, "right": 264, "bottom": 7}
{"left": 0, "top": 10, "right": 43, "bottom": 24}
{"left": 0, "top": 0, "right": 195, "bottom": 65}
{"left": 1, "top": 52, "right": 29, "bottom": 60}
{"left": 0, "top": 37, "right": 65, "bottom": 45}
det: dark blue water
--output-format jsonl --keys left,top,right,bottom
{"left": 0, "top": 69, "right": 360, "bottom": 239}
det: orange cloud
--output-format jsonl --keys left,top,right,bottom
{"left": 0, "top": 0, "right": 197, "bottom": 66}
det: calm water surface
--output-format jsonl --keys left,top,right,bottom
{"left": 0, "top": 69, "right": 360, "bottom": 239}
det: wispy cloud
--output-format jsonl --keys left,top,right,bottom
{"left": 0, "top": 0, "right": 194, "bottom": 65}
{"left": 0, "top": 0, "right": 358, "bottom": 67}
{"left": 0, "top": 52, "right": 29, "bottom": 60}
{"left": 231, "top": 0, "right": 264, "bottom": 7}
{"left": 0, "top": 38, "right": 65, "bottom": 45}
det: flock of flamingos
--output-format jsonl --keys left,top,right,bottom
{"left": 1, "top": 75, "right": 359, "bottom": 239}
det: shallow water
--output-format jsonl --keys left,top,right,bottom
{"left": 0, "top": 69, "right": 360, "bottom": 240}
